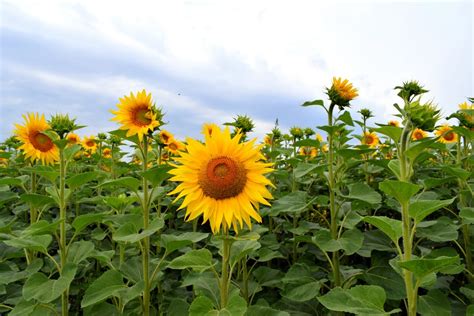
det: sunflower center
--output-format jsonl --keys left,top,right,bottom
{"left": 133, "top": 106, "right": 152, "bottom": 126}
{"left": 199, "top": 156, "right": 247, "bottom": 200}
{"left": 444, "top": 131, "right": 454, "bottom": 141}
{"left": 30, "top": 132, "right": 54, "bottom": 152}
{"left": 414, "top": 132, "right": 423, "bottom": 140}
{"left": 365, "top": 135, "right": 374, "bottom": 144}
{"left": 86, "top": 140, "right": 95, "bottom": 147}
{"left": 169, "top": 143, "right": 177, "bottom": 151}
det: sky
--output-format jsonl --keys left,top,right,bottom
{"left": 0, "top": 0, "right": 472, "bottom": 142}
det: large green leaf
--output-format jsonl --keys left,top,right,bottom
{"left": 229, "top": 239, "right": 261, "bottom": 268}
{"left": 139, "top": 165, "right": 173, "bottom": 186}
{"left": 0, "top": 258, "right": 43, "bottom": 285}
{"left": 81, "top": 270, "right": 126, "bottom": 308}
{"left": 23, "top": 263, "right": 77, "bottom": 303}
{"left": 99, "top": 177, "right": 140, "bottom": 192}
{"left": 317, "top": 285, "right": 399, "bottom": 315}
{"left": 408, "top": 198, "right": 455, "bottom": 223}
{"left": 460, "top": 207, "right": 474, "bottom": 225}
{"left": 363, "top": 216, "right": 402, "bottom": 244}
{"left": 113, "top": 217, "right": 164, "bottom": 243}
{"left": 301, "top": 99, "right": 324, "bottom": 107}
{"left": 417, "top": 290, "right": 451, "bottom": 316}
{"left": 398, "top": 256, "right": 460, "bottom": 279}
{"left": 66, "top": 171, "right": 104, "bottom": 189}
{"left": 281, "top": 281, "right": 321, "bottom": 302}
{"left": 379, "top": 180, "right": 421, "bottom": 204}
{"left": 21, "top": 220, "right": 61, "bottom": 236}
{"left": 20, "top": 193, "right": 54, "bottom": 208}
{"left": 372, "top": 126, "right": 402, "bottom": 143}
{"left": 167, "top": 249, "right": 214, "bottom": 273}
{"left": 67, "top": 241, "right": 95, "bottom": 264}
{"left": 312, "top": 229, "right": 364, "bottom": 255}
{"left": 160, "top": 232, "right": 209, "bottom": 255}
{"left": 342, "top": 183, "right": 382, "bottom": 205}
{"left": 269, "top": 191, "right": 308, "bottom": 216}
{"left": 4, "top": 235, "right": 52, "bottom": 253}
{"left": 72, "top": 213, "right": 107, "bottom": 234}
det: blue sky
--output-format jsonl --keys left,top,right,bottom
{"left": 1, "top": 0, "right": 472, "bottom": 142}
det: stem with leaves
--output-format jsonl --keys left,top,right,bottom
{"left": 140, "top": 136, "right": 151, "bottom": 316}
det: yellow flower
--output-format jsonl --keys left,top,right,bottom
{"left": 169, "top": 126, "right": 274, "bottom": 233}
{"left": 66, "top": 133, "right": 81, "bottom": 145}
{"left": 111, "top": 90, "right": 160, "bottom": 141}
{"left": 388, "top": 120, "right": 400, "bottom": 127}
{"left": 102, "top": 148, "right": 112, "bottom": 158}
{"left": 202, "top": 123, "right": 219, "bottom": 139}
{"left": 330, "top": 77, "right": 359, "bottom": 102}
{"left": 459, "top": 101, "right": 474, "bottom": 110}
{"left": 167, "top": 139, "right": 185, "bottom": 155}
{"left": 315, "top": 133, "right": 323, "bottom": 142}
{"left": 435, "top": 125, "right": 458, "bottom": 143}
{"left": 322, "top": 144, "right": 328, "bottom": 152}
{"left": 82, "top": 136, "right": 97, "bottom": 153}
{"left": 362, "top": 131, "right": 379, "bottom": 148}
{"left": 411, "top": 128, "right": 428, "bottom": 141}
{"left": 299, "top": 147, "right": 318, "bottom": 158}
{"left": 264, "top": 135, "right": 272, "bottom": 146}
{"left": 0, "top": 150, "right": 8, "bottom": 166}
{"left": 14, "top": 113, "right": 59, "bottom": 165}
{"left": 159, "top": 130, "right": 174, "bottom": 145}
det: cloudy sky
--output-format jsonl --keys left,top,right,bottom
{"left": 1, "top": 0, "right": 472, "bottom": 142}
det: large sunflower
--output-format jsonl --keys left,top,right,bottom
{"left": 14, "top": 113, "right": 59, "bottom": 165}
{"left": 169, "top": 126, "right": 274, "bottom": 233}
{"left": 362, "top": 131, "right": 379, "bottom": 148}
{"left": 435, "top": 125, "right": 458, "bottom": 144}
{"left": 111, "top": 90, "right": 160, "bottom": 141}
{"left": 82, "top": 136, "right": 98, "bottom": 153}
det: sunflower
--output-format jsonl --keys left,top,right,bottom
{"left": 299, "top": 147, "right": 317, "bottom": 158}
{"left": 322, "top": 144, "right": 329, "bottom": 152}
{"left": 102, "top": 148, "right": 112, "bottom": 158}
{"left": 411, "top": 128, "right": 428, "bottom": 141}
{"left": 435, "top": 125, "right": 458, "bottom": 143}
{"left": 111, "top": 90, "right": 160, "bottom": 141}
{"left": 362, "top": 131, "right": 379, "bottom": 148}
{"left": 264, "top": 135, "right": 272, "bottom": 146}
{"left": 66, "top": 133, "right": 81, "bottom": 145}
{"left": 459, "top": 101, "right": 474, "bottom": 110}
{"left": 159, "top": 130, "right": 174, "bottom": 145}
{"left": 167, "top": 139, "right": 185, "bottom": 155}
{"left": 388, "top": 120, "right": 400, "bottom": 127}
{"left": 169, "top": 126, "right": 274, "bottom": 233}
{"left": 82, "top": 136, "right": 98, "bottom": 153}
{"left": 315, "top": 133, "right": 323, "bottom": 142}
{"left": 328, "top": 77, "right": 359, "bottom": 107}
{"left": 14, "top": 113, "right": 59, "bottom": 165}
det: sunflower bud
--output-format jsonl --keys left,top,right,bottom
{"left": 405, "top": 100, "right": 441, "bottom": 132}
{"left": 109, "top": 135, "right": 122, "bottom": 146}
{"left": 358, "top": 108, "right": 373, "bottom": 121}
{"left": 49, "top": 114, "right": 80, "bottom": 139}
{"left": 4, "top": 136, "right": 21, "bottom": 150}
{"left": 304, "top": 128, "right": 315, "bottom": 137}
{"left": 289, "top": 126, "right": 304, "bottom": 139}
{"left": 97, "top": 133, "right": 107, "bottom": 140}
{"left": 227, "top": 115, "right": 255, "bottom": 134}
{"left": 394, "top": 81, "right": 428, "bottom": 102}
{"left": 271, "top": 127, "right": 282, "bottom": 139}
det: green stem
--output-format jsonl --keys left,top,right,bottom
{"left": 141, "top": 137, "right": 151, "bottom": 316}
{"left": 59, "top": 148, "right": 69, "bottom": 316}
{"left": 327, "top": 103, "right": 341, "bottom": 287}
{"left": 220, "top": 234, "right": 231, "bottom": 308}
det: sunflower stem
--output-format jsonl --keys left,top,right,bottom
{"left": 220, "top": 233, "right": 231, "bottom": 309}
{"left": 59, "top": 148, "right": 69, "bottom": 316}
{"left": 141, "top": 136, "right": 151, "bottom": 316}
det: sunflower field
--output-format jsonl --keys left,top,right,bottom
{"left": 0, "top": 79, "right": 473, "bottom": 316}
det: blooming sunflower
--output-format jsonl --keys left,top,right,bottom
{"left": 159, "top": 130, "right": 174, "bottom": 145}
{"left": 388, "top": 120, "right": 400, "bottom": 127}
{"left": 411, "top": 128, "right": 428, "bottom": 141}
{"left": 169, "top": 126, "right": 274, "bottom": 233}
{"left": 327, "top": 77, "right": 358, "bottom": 108}
{"left": 82, "top": 136, "right": 97, "bottom": 153}
{"left": 299, "top": 147, "right": 317, "bottom": 158}
{"left": 102, "top": 148, "right": 112, "bottom": 158}
{"left": 167, "top": 139, "right": 185, "bottom": 155}
{"left": 111, "top": 90, "right": 160, "bottom": 141}
{"left": 66, "top": 133, "right": 81, "bottom": 145}
{"left": 435, "top": 125, "right": 458, "bottom": 143}
{"left": 14, "top": 113, "right": 59, "bottom": 165}
{"left": 362, "top": 131, "right": 379, "bottom": 148}
{"left": 315, "top": 133, "right": 323, "bottom": 142}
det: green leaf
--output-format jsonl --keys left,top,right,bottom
{"left": 246, "top": 304, "right": 290, "bottom": 316}
{"left": 342, "top": 183, "right": 382, "bottom": 205}
{"left": 417, "top": 290, "right": 451, "bottom": 315}
{"left": 63, "top": 144, "right": 81, "bottom": 162}
{"left": 417, "top": 217, "right": 459, "bottom": 242}
{"left": 21, "top": 166, "right": 59, "bottom": 183}
{"left": 363, "top": 216, "right": 402, "bottom": 244}
{"left": 0, "top": 258, "right": 43, "bottom": 285}
{"left": 81, "top": 270, "right": 126, "bottom": 308}
{"left": 379, "top": 180, "right": 421, "bottom": 204}
{"left": 408, "top": 198, "right": 455, "bottom": 223}
{"left": 21, "top": 220, "right": 60, "bottom": 236}
{"left": 72, "top": 213, "right": 107, "bottom": 234}
{"left": 108, "top": 128, "right": 140, "bottom": 145}
{"left": 0, "top": 177, "right": 23, "bottom": 186}
{"left": 67, "top": 241, "right": 95, "bottom": 264}
{"left": 139, "top": 165, "right": 173, "bottom": 186}
{"left": 45, "top": 186, "right": 71, "bottom": 206}
{"left": 312, "top": 229, "right": 364, "bottom": 255}
{"left": 363, "top": 265, "right": 406, "bottom": 300}
{"left": 406, "top": 138, "right": 436, "bottom": 162}
{"left": 387, "top": 160, "right": 402, "bottom": 179}
{"left": 23, "top": 263, "right": 77, "bottom": 303}
{"left": 20, "top": 194, "right": 55, "bottom": 208}
{"left": 460, "top": 207, "right": 474, "bottom": 224}
{"left": 301, "top": 99, "right": 324, "bottom": 107}
{"left": 293, "top": 162, "right": 324, "bottom": 179}
{"left": 269, "top": 191, "right": 308, "bottom": 216}
{"left": 398, "top": 256, "right": 460, "bottom": 279}
{"left": 317, "top": 285, "right": 399, "bottom": 315}
{"left": 337, "top": 148, "right": 375, "bottom": 160}
{"left": 282, "top": 281, "right": 321, "bottom": 302}
{"left": 99, "top": 177, "right": 140, "bottom": 192}
{"left": 372, "top": 126, "right": 402, "bottom": 143}
{"left": 230, "top": 239, "right": 261, "bottom": 268}
{"left": 168, "top": 249, "right": 214, "bottom": 273}
{"left": 9, "top": 299, "right": 37, "bottom": 316}
{"left": 160, "top": 232, "right": 209, "bottom": 255}
{"left": 337, "top": 111, "right": 354, "bottom": 126}
{"left": 293, "top": 139, "right": 321, "bottom": 147}
{"left": 189, "top": 295, "right": 215, "bottom": 316}
{"left": 4, "top": 235, "right": 52, "bottom": 253}
{"left": 113, "top": 217, "right": 164, "bottom": 243}
{"left": 66, "top": 171, "right": 104, "bottom": 190}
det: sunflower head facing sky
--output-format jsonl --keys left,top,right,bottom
{"left": 169, "top": 125, "right": 274, "bottom": 233}
{"left": 82, "top": 136, "right": 98, "bottom": 153}
{"left": 435, "top": 125, "right": 458, "bottom": 144}
{"left": 111, "top": 89, "right": 160, "bottom": 141}
{"left": 14, "top": 113, "right": 59, "bottom": 165}
{"left": 327, "top": 77, "right": 359, "bottom": 109}
{"left": 362, "top": 131, "right": 379, "bottom": 148}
